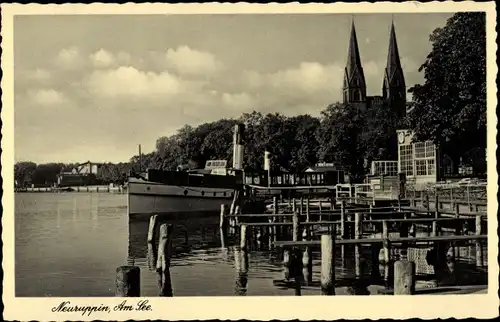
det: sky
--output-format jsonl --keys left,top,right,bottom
{"left": 14, "top": 13, "right": 454, "bottom": 164}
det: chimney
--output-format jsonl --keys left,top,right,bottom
{"left": 232, "top": 123, "right": 245, "bottom": 170}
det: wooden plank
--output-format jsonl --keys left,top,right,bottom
{"left": 274, "top": 234, "right": 488, "bottom": 248}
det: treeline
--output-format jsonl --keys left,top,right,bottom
{"left": 140, "top": 101, "right": 400, "bottom": 183}
{"left": 14, "top": 161, "right": 136, "bottom": 187}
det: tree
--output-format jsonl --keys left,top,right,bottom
{"left": 200, "top": 119, "right": 238, "bottom": 162}
{"left": 360, "top": 101, "right": 399, "bottom": 166}
{"left": 31, "top": 163, "right": 64, "bottom": 186}
{"left": 14, "top": 161, "right": 37, "bottom": 186}
{"left": 408, "top": 12, "right": 486, "bottom": 174}
{"left": 285, "top": 115, "right": 320, "bottom": 171}
{"left": 316, "top": 103, "right": 366, "bottom": 182}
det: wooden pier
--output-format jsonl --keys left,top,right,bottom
{"left": 117, "top": 183, "right": 488, "bottom": 297}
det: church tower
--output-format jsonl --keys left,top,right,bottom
{"left": 382, "top": 21, "right": 406, "bottom": 118}
{"left": 343, "top": 21, "right": 366, "bottom": 104}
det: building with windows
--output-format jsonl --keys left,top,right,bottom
{"left": 397, "top": 129, "right": 438, "bottom": 189}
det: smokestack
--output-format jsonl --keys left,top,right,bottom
{"left": 232, "top": 123, "right": 245, "bottom": 170}
{"left": 264, "top": 151, "right": 271, "bottom": 188}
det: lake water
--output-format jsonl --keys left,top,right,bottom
{"left": 15, "top": 193, "right": 487, "bottom": 297}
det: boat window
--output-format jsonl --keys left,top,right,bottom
{"left": 201, "top": 191, "right": 205, "bottom": 196}
{"left": 213, "top": 192, "right": 217, "bottom": 197}
{"left": 223, "top": 192, "right": 227, "bottom": 196}
{"left": 184, "top": 190, "right": 188, "bottom": 196}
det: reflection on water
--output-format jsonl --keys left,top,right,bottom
{"left": 15, "top": 193, "right": 488, "bottom": 297}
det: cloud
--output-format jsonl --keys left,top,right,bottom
{"left": 85, "top": 66, "right": 184, "bottom": 99}
{"left": 90, "top": 49, "right": 115, "bottom": 68}
{"left": 53, "top": 47, "right": 84, "bottom": 70}
{"left": 221, "top": 92, "right": 256, "bottom": 109}
{"left": 148, "top": 46, "right": 223, "bottom": 76}
{"left": 28, "top": 89, "right": 67, "bottom": 106}
{"left": 26, "top": 68, "right": 51, "bottom": 82}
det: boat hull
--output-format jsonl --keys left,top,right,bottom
{"left": 127, "top": 178, "right": 234, "bottom": 220}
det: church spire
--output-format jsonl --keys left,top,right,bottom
{"left": 385, "top": 21, "right": 403, "bottom": 82}
{"left": 343, "top": 20, "right": 366, "bottom": 104}
{"left": 383, "top": 20, "right": 406, "bottom": 117}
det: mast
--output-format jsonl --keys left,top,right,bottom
{"left": 138, "top": 144, "right": 142, "bottom": 172}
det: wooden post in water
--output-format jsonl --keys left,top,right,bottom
{"left": 220, "top": 204, "right": 228, "bottom": 248}
{"left": 283, "top": 248, "right": 291, "bottom": 281}
{"left": 320, "top": 234, "right": 335, "bottom": 295}
{"left": 454, "top": 203, "right": 462, "bottom": 238}
{"left": 156, "top": 223, "right": 174, "bottom": 297}
{"left": 291, "top": 210, "right": 303, "bottom": 295}
{"left": 475, "top": 215, "right": 483, "bottom": 268}
{"left": 394, "top": 261, "right": 415, "bottom": 295}
{"left": 116, "top": 266, "right": 140, "bottom": 297}
{"left": 424, "top": 193, "right": 430, "bottom": 211}
{"left": 292, "top": 211, "right": 300, "bottom": 242}
{"left": 319, "top": 200, "right": 323, "bottom": 222}
{"left": 434, "top": 194, "right": 440, "bottom": 219}
{"left": 302, "top": 228, "right": 313, "bottom": 286}
{"left": 234, "top": 248, "right": 248, "bottom": 296}
{"left": 432, "top": 220, "right": 439, "bottom": 237}
{"left": 240, "top": 224, "right": 248, "bottom": 251}
{"left": 354, "top": 212, "right": 363, "bottom": 277}
{"left": 306, "top": 196, "right": 310, "bottom": 223}
{"left": 340, "top": 200, "right": 346, "bottom": 263}
{"left": 147, "top": 215, "right": 158, "bottom": 270}
{"left": 340, "top": 200, "right": 346, "bottom": 238}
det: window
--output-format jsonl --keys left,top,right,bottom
{"left": 427, "top": 159, "right": 435, "bottom": 175}
{"left": 425, "top": 141, "right": 435, "bottom": 158}
{"left": 372, "top": 161, "right": 398, "bottom": 176}
{"left": 414, "top": 141, "right": 436, "bottom": 177}
{"left": 414, "top": 142, "right": 425, "bottom": 159}
{"left": 399, "top": 144, "right": 414, "bottom": 176}
{"left": 416, "top": 160, "right": 427, "bottom": 175}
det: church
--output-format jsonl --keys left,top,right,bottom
{"left": 342, "top": 21, "right": 442, "bottom": 189}
{"left": 342, "top": 20, "right": 407, "bottom": 119}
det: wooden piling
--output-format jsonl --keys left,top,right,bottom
{"left": 475, "top": 216, "right": 483, "bottom": 267}
{"left": 320, "top": 234, "right": 335, "bottom": 295}
{"left": 354, "top": 212, "right": 362, "bottom": 277}
{"left": 116, "top": 266, "right": 141, "bottom": 297}
{"left": 283, "top": 248, "right": 291, "bottom": 280}
{"left": 319, "top": 200, "right": 323, "bottom": 221}
{"left": 382, "top": 220, "right": 391, "bottom": 287}
{"left": 292, "top": 211, "right": 300, "bottom": 242}
{"left": 340, "top": 200, "right": 346, "bottom": 238}
{"left": 234, "top": 248, "right": 248, "bottom": 296}
{"left": 147, "top": 215, "right": 158, "bottom": 243}
{"left": 156, "top": 223, "right": 174, "bottom": 296}
{"left": 394, "top": 261, "right": 415, "bottom": 295}
{"left": 434, "top": 194, "right": 440, "bottom": 219}
{"left": 240, "top": 224, "right": 248, "bottom": 251}
{"left": 302, "top": 229, "right": 313, "bottom": 286}
{"left": 220, "top": 204, "right": 228, "bottom": 248}
{"left": 305, "top": 197, "right": 310, "bottom": 222}
{"left": 147, "top": 215, "right": 158, "bottom": 270}
{"left": 432, "top": 221, "right": 439, "bottom": 237}
{"left": 454, "top": 204, "right": 461, "bottom": 235}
